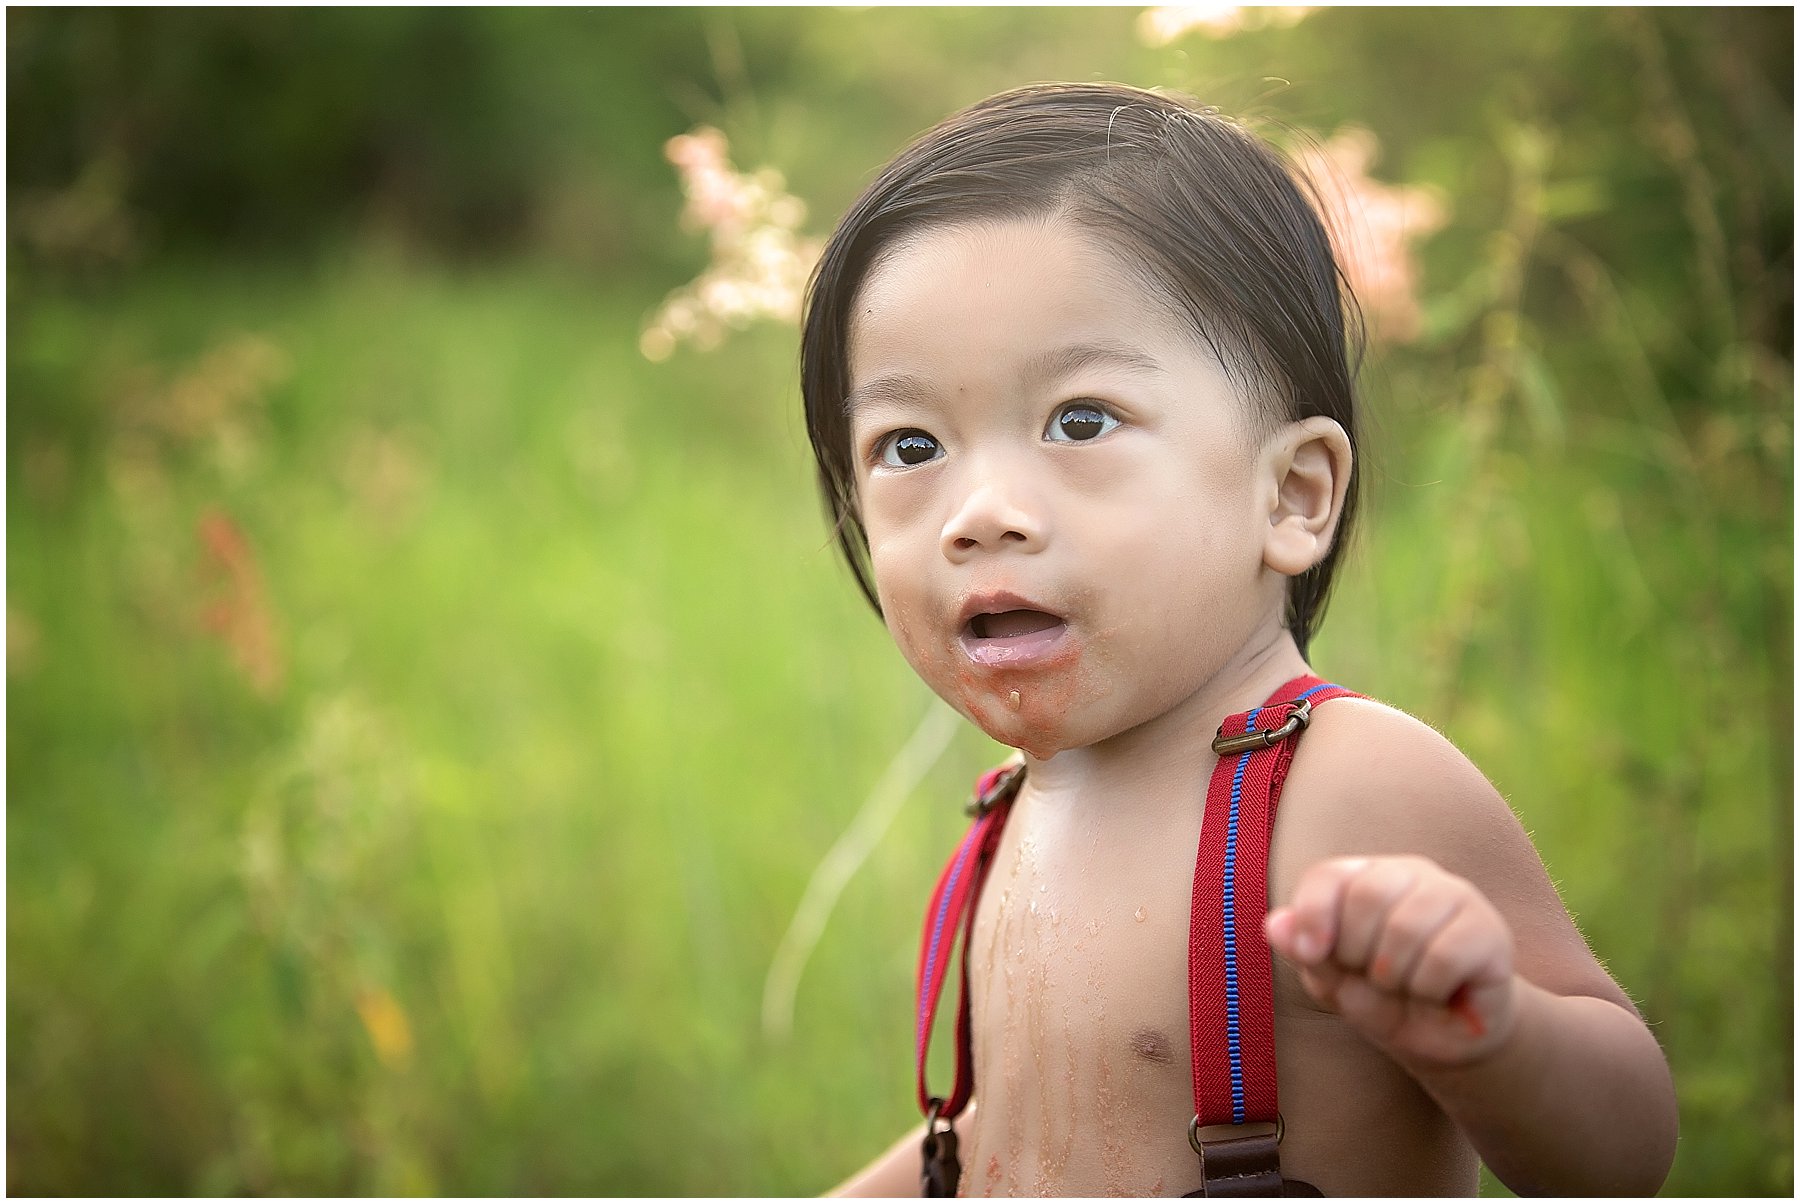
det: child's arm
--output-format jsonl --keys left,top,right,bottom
{"left": 1266, "top": 702, "right": 1679, "bottom": 1196}
{"left": 828, "top": 1122, "right": 926, "bottom": 1197}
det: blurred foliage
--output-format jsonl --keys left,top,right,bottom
{"left": 7, "top": 6, "right": 1792, "bottom": 1197}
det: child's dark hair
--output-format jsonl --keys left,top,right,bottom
{"left": 801, "top": 82, "right": 1363, "bottom": 657}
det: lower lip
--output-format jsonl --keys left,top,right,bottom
{"left": 959, "top": 623, "right": 1070, "bottom": 666}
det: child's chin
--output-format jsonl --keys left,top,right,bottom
{"left": 957, "top": 696, "right": 1084, "bottom": 762}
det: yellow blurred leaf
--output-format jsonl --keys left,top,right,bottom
{"left": 355, "top": 986, "right": 414, "bottom": 1068}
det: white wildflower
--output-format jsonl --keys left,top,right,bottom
{"left": 644, "top": 127, "right": 823, "bottom": 361}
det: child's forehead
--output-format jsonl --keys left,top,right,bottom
{"left": 862, "top": 216, "right": 1138, "bottom": 299}
{"left": 848, "top": 217, "right": 1203, "bottom": 377}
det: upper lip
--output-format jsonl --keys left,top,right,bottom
{"left": 955, "top": 590, "right": 1064, "bottom": 634}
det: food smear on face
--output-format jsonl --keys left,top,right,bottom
{"left": 951, "top": 653, "right": 1097, "bottom": 761}
{"left": 936, "top": 598, "right": 1088, "bottom": 757}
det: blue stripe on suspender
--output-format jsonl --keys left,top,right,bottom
{"left": 1218, "top": 682, "right": 1340, "bottom": 1124}
{"left": 1222, "top": 706, "right": 1260, "bottom": 1124}
{"left": 917, "top": 824, "right": 980, "bottom": 1057}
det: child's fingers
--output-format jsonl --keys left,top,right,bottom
{"left": 1296, "top": 959, "right": 1348, "bottom": 1010}
{"left": 1269, "top": 908, "right": 1345, "bottom": 1013}
{"left": 1329, "top": 859, "right": 1422, "bottom": 972}
{"left": 1407, "top": 900, "right": 1513, "bottom": 1004}
{"left": 1366, "top": 886, "right": 1463, "bottom": 993}
{"left": 1279, "top": 859, "right": 1519, "bottom": 1060}
{"left": 1279, "top": 856, "right": 1366, "bottom": 963}
{"left": 1264, "top": 906, "right": 1301, "bottom": 960}
{"left": 1328, "top": 974, "right": 1409, "bottom": 1041}
{"left": 1446, "top": 984, "right": 1489, "bottom": 1040}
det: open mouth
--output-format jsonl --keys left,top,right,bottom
{"left": 968, "top": 609, "right": 1062, "bottom": 639}
{"left": 960, "top": 608, "right": 1069, "bottom": 664}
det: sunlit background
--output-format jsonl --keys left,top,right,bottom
{"left": 7, "top": 8, "right": 1791, "bottom": 1195}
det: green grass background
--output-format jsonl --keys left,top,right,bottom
{"left": 8, "top": 7, "right": 1791, "bottom": 1196}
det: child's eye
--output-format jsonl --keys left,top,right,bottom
{"left": 1045, "top": 402, "right": 1120, "bottom": 443}
{"left": 878, "top": 429, "right": 944, "bottom": 467}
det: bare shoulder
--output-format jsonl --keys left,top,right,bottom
{"left": 1270, "top": 696, "right": 1634, "bottom": 1010}
{"left": 1276, "top": 697, "right": 1504, "bottom": 865}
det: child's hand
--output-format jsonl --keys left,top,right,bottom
{"left": 1264, "top": 855, "right": 1518, "bottom": 1067}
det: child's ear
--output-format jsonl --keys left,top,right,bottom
{"left": 1262, "top": 417, "right": 1353, "bottom": 576}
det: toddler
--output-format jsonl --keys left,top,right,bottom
{"left": 801, "top": 83, "right": 1676, "bottom": 1196}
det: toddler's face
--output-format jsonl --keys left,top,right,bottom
{"left": 845, "top": 218, "right": 1289, "bottom": 759}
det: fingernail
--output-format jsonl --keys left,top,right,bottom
{"left": 1294, "top": 931, "right": 1320, "bottom": 961}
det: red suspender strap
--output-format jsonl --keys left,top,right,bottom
{"left": 912, "top": 677, "right": 1360, "bottom": 1194}
{"left": 915, "top": 761, "right": 1022, "bottom": 1122}
{"left": 1189, "top": 675, "right": 1362, "bottom": 1133}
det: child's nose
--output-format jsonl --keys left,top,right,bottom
{"left": 940, "top": 477, "right": 1046, "bottom": 561}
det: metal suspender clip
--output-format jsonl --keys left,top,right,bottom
{"left": 920, "top": 1098, "right": 962, "bottom": 1197}
{"left": 1190, "top": 1114, "right": 1284, "bottom": 1155}
{"left": 1211, "top": 697, "right": 1313, "bottom": 757}
{"left": 966, "top": 760, "right": 1026, "bottom": 817}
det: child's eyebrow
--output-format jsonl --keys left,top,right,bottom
{"left": 844, "top": 372, "right": 934, "bottom": 419}
{"left": 1022, "top": 340, "right": 1166, "bottom": 389}
{"left": 844, "top": 342, "right": 1164, "bottom": 418}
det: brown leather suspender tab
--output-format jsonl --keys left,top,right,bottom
{"left": 1183, "top": 1131, "right": 1284, "bottom": 1197}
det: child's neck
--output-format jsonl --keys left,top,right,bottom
{"left": 1018, "top": 622, "right": 1312, "bottom": 824}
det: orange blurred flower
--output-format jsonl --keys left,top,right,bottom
{"left": 1292, "top": 128, "right": 1448, "bottom": 344}
{"left": 197, "top": 507, "right": 284, "bottom": 698}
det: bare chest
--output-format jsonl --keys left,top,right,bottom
{"left": 957, "top": 805, "right": 1206, "bottom": 1196}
